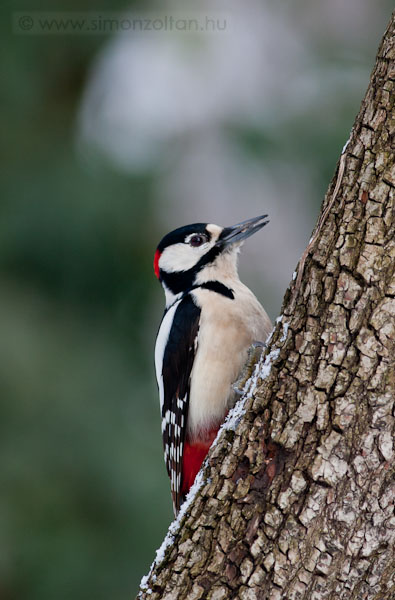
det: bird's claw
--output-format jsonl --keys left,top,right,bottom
{"left": 232, "top": 341, "right": 267, "bottom": 394}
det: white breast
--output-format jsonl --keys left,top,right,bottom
{"left": 187, "top": 283, "right": 272, "bottom": 439}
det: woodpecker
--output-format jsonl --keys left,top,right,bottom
{"left": 154, "top": 215, "right": 272, "bottom": 514}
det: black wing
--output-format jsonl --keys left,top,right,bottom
{"left": 161, "top": 294, "right": 200, "bottom": 514}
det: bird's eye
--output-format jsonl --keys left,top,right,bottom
{"left": 189, "top": 235, "right": 206, "bottom": 247}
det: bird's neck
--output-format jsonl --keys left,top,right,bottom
{"left": 194, "top": 250, "right": 240, "bottom": 287}
{"left": 162, "top": 250, "right": 241, "bottom": 310}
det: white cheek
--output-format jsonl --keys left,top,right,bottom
{"left": 159, "top": 242, "right": 210, "bottom": 273}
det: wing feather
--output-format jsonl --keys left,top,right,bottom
{"left": 158, "top": 294, "right": 200, "bottom": 514}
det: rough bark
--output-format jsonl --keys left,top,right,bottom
{"left": 138, "top": 12, "right": 395, "bottom": 600}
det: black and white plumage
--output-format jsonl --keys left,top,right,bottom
{"left": 154, "top": 216, "right": 272, "bottom": 514}
{"left": 156, "top": 295, "right": 200, "bottom": 508}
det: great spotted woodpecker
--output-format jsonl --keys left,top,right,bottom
{"left": 154, "top": 215, "right": 272, "bottom": 514}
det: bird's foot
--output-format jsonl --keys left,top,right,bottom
{"left": 232, "top": 341, "right": 267, "bottom": 395}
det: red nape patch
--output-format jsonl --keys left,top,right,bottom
{"left": 153, "top": 249, "right": 161, "bottom": 279}
{"left": 181, "top": 429, "right": 219, "bottom": 496}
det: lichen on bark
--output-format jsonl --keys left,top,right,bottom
{"left": 138, "top": 11, "right": 395, "bottom": 600}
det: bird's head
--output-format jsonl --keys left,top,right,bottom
{"left": 154, "top": 215, "right": 269, "bottom": 306}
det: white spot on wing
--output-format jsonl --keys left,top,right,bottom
{"left": 155, "top": 301, "right": 181, "bottom": 410}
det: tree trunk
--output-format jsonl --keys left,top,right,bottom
{"left": 138, "top": 12, "right": 395, "bottom": 600}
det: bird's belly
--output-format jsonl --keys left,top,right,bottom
{"left": 187, "top": 290, "right": 268, "bottom": 439}
{"left": 188, "top": 341, "right": 245, "bottom": 439}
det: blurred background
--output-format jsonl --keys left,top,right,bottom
{"left": 0, "top": 1, "right": 392, "bottom": 598}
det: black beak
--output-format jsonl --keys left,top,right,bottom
{"left": 217, "top": 215, "right": 269, "bottom": 248}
